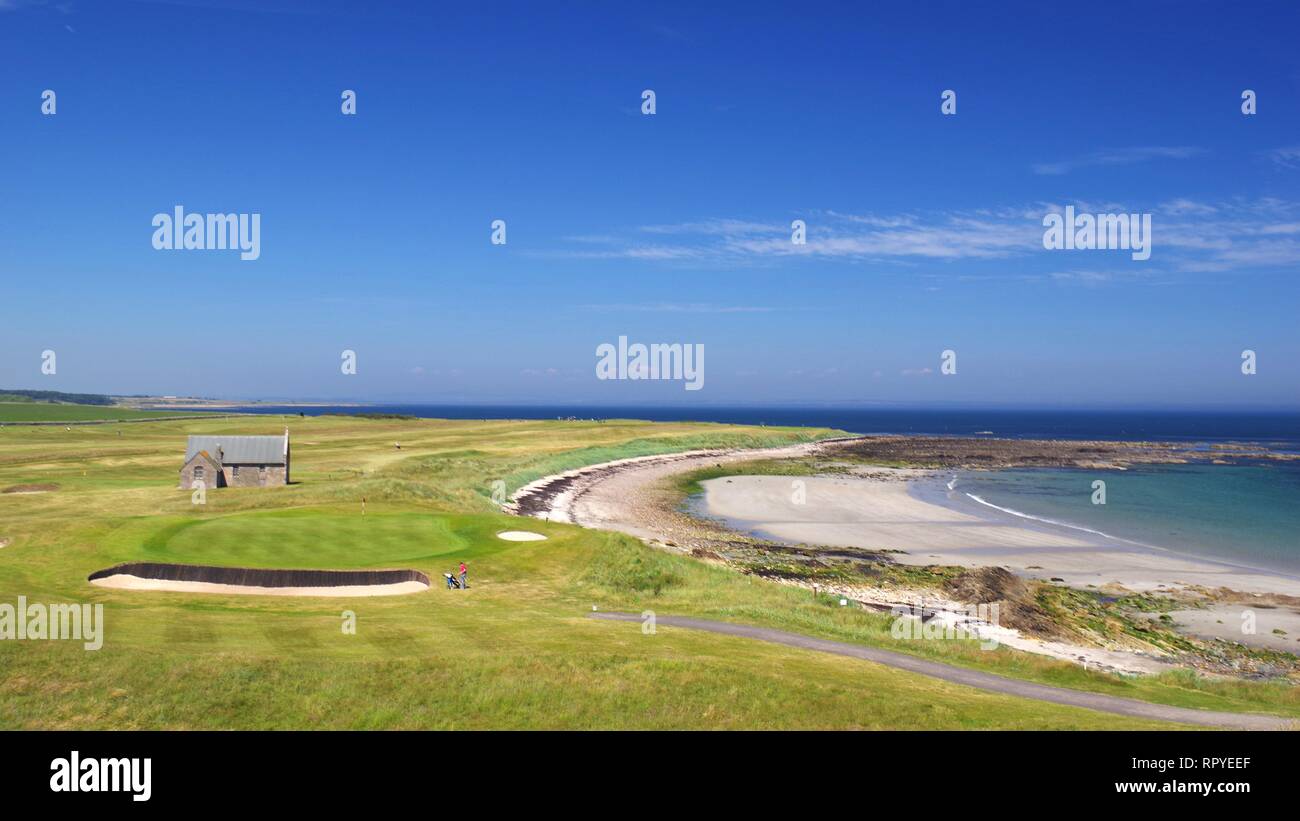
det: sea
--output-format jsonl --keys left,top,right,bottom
{"left": 913, "top": 464, "right": 1300, "bottom": 576}
{"left": 229, "top": 404, "right": 1300, "bottom": 573}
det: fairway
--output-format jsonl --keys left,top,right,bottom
{"left": 2, "top": 414, "right": 1298, "bottom": 729}
{"left": 0, "top": 402, "right": 194, "bottom": 423}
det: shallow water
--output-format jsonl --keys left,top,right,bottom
{"left": 921, "top": 462, "right": 1300, "bottom": 575}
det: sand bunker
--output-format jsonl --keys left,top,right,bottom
{"left": 497, "top": 530, "right": 548, "bottom": 541}
{"left": 88, "top": 562, "right": 429, "bottom": 597}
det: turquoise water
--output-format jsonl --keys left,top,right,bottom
{"left": 924, "top": 462, "right": 1300, "bottom": 575}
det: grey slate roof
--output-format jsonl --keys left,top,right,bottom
{"left": 185, "top": 434, "right": 287, "bottom": 465}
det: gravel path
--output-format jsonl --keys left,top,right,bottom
{"left": 589, "top": 612, "right": 1295, "bottom": 730}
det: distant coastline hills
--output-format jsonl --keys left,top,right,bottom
{"left": 0, "top": 389, "right": 237, "bottom": 413}
{"left": 0, "top": 388, "right": 116, "bottom": 406}
{"left": 0, "top": 389, "right": 357, "bottom": 411}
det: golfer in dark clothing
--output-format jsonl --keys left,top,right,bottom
{"left": 459, "top": 562, "right": 468, "bottom": 589}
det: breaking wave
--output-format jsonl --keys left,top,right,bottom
{"left": 963, "top": 492, "right": 1121, "bottom": 542}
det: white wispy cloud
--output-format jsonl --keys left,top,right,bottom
{"left": 576, "top": 303, "right": 775, "bottom": 313}
{"left": 560, "top": 234, "right": 621, "bottom": 244}
{"left": 639, "top": 218, "right": 784, "bottom": 236}
{"left": 1266, "top": 146, "right": 1300, "bottom": 169}
{"left": 544, "top": 198, "right": 1300, "bottom": 275}
{"left": 1032, "top": 146, "right": 1205, "bottom": 175}
{"left": 1159, "top": 198, "right": 1218, "bottom": 216}
{"left": 628, "top": 209, "right": 1041, "bottom": 262}
{"left": 1156, "top": 197, "right": 1300, "bottom": 271}
{"left": 544, "top": 244, "right": 707, "bottom": 261}
{"left": 1047, "top": 270, "right": 1114, "bottom": 284}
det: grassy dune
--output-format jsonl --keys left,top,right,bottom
{"left": 1, "top": 414, "right": 1295, "bottom": 729}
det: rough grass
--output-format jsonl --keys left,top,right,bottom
{"left": 0, "top": 414, "right": 1293, "bottom": 729}
{"left": 0, "top": 402, "right": 186, "bottom": 422}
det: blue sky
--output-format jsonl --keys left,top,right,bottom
{"left": 1, "top": 0, "right": 1298, "bottom": 408}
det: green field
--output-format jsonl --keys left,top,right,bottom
{"left": 0, "top": 402, "right": 186, "bottom": 423}
{"left": 2, "top": 414, "right": 1298, "bottom": 729}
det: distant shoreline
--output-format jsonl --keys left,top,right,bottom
{"left": 123, "top": 401, "right": 368, "bottom": 410}
{"left": 1, "top": 413, "right": 249, "bottom": 427}
{"left": 8, "top": 399, "right": 1300, "bottom": 449}
{"left": 201, "top": 403, "right": 1300, "bottom": 445}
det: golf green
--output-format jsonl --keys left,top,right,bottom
{"left": 109, "top": 509, "right": 498, "bottom": 570}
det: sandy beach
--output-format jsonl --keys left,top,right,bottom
{"left": 701, "top": 473, "right": 1300, "bottom": 598}
{"left": 511, "top": 438, "right": 1300, "bottom": 670}
{"left": 507, "top": 439, "right": 839, "bottom": 540}
{"left": 1155, "top": 605, "right": 1300, "bottom": 654}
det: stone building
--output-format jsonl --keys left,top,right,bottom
{"left": 178, "top": 429, "right": 290, "bottom": 489}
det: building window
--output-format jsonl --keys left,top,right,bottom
{"left": 259, "top": 466, "right": 268, "bottom": 479}
{"left": 232, "top": 466, "right": 240, "bottom": 478}
{"left": 194, "top": 465, "right": 204, "bottom": 480}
